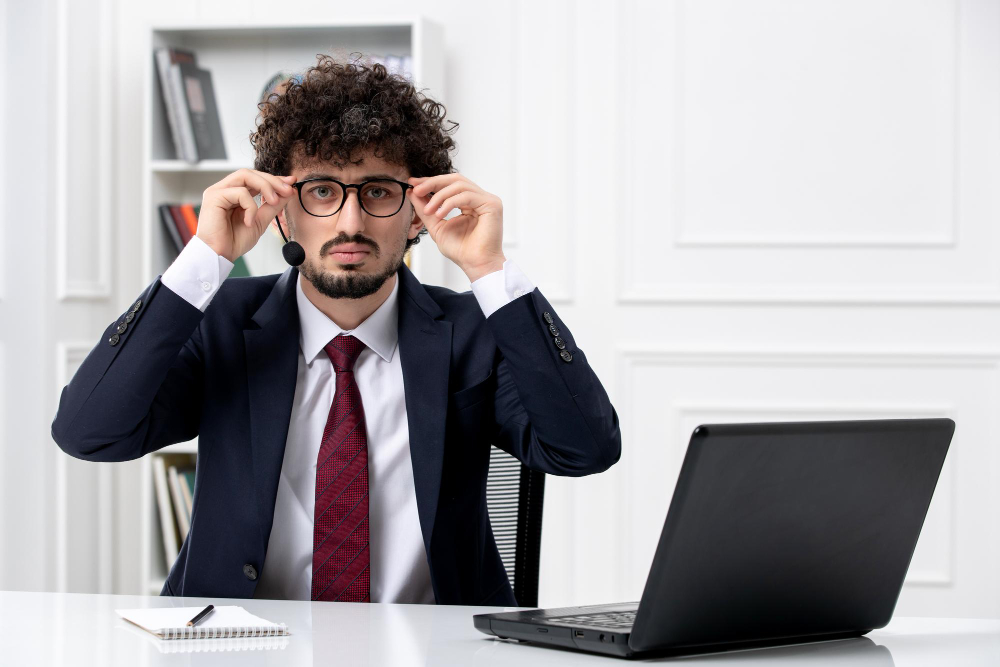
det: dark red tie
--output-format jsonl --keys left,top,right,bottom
{"left": 312, "top": 334, "right": 370, "bottom": 602}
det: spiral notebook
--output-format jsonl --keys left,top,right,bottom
{"left": 116, "top": 605, "right": 290, "bottom": 640}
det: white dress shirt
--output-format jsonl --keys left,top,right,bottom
{"left": 160, "top": 235, "right": 535, "bottom": 601}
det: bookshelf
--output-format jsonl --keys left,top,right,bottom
{"left": 140, "top": 18, "right": 446, "bottom": 595}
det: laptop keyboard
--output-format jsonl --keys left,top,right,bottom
{"left": 549, "top": 609, "right": 637, "bottom": 629}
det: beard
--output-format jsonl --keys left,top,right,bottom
{"left": 298, "top": 231, "right": 407, "bottom": 300}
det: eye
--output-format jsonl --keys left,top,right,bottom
{"left": 308, "top": 184, "right": 337, "bottom": 199}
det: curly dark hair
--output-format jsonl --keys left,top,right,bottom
{"left": 249, "top": 52, "right": 460, "bottom": 251}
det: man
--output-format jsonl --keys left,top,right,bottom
{"left": 51, "top": 56, "right": 621, "bottom": 606}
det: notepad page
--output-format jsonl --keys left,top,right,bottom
{"left": 115, "top": 605, "right": 288, "bottom": 638}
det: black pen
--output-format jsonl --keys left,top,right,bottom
{"left": 186, "top": 604, "right": 215, "bottom": 627}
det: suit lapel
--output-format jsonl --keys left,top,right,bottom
{"left": 396, "top": 263, "right": 452, "bottom": 551}
{"left": 244, "top": 267, "right": 301, "bottom": 555}
{"left": 242, "top": 263, "right": 452, "bottom": 559}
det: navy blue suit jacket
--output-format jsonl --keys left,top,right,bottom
{"left": 51, "top": 262, "right": 621, "bottom": 605}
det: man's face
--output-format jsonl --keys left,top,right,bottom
{"left": 279, "top": 149, "right": 423, "bottom": 299}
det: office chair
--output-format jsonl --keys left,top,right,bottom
{"left": 484, "top": 444, "right": 546, "bottom": 607}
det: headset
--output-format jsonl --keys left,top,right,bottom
{"left": 251, "top": 192, "right": 305, "bottom": 266}
{"left": 273, "top": 212, "right": 306, "bottom": 266}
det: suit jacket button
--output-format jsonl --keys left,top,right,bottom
{"left": 560, "top": 349, "right": 573, "bottom": 363}
{"left": 116, "top": 322, "right": 127, "bottom": 334}
{"left": 243, "top": 564, "right": 258, "bottom": 581}
{"left": 108, "top": 333, "right": 120, "bottom": 346}
{"left": 543, "top": 311, "right": 553, "bottom": 324}
{"left": 553, "top": 336, "right": 566, "bottom": 350}
{"left": 132, "top": 299, "right": 142, "bottom": 312}
{"left": 125, "top": 311, "right": 135, "bottom": 323}
{"left": 548, "top": 324, "right": 561, "bottom": 337}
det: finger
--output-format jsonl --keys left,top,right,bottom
{"left": 430, "top": 191, "right": 483, "bottom": 219}
{"left": 265, "top": 171, "right": 298, "bottom": 198}
{"left": 422, "top": 182, "right": 469, "bottom": 217}
{"left": 219, "top": 186, "right": 259, "bottom": 228}
{"left": 222, "top": 168, "right": 295, "bottom": 204}
{"left": 250, "top": 169, "right": 295, "bottom": 205}
{"left": 253, "top": 189, "right": 294, "bottom": 223}
{"left": 411, "top": 172, "right": 464, "bottom": 197}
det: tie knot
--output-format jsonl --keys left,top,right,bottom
{"left": 324, "top": 334, "right": 366, "bottom": 372}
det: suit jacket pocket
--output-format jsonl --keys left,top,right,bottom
{"left": 448, "top": 367, "right": 495, "bottom": 411}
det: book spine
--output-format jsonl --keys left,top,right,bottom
{"left": 179, "top": 204, "right": 199, "bottom": 237}
{"left": 152, "top": 456, "right": 179, "bottom": 567}
{"left": 168, "top": 205, "right": 192, "bottom": 244}
{"left": 179, "top": 469, "right": 193, "bottom": 519}
{"left": 158, "top": 204, "right": 184, "bottom": 254}
{"left": 167, "top": 465, "right": 190, "bottom": 540}
{"left": 154, "top": 48, "right": 186, "bottom": 160}
{"left": 169, "top": 63, "right": 198, "bottom": 162}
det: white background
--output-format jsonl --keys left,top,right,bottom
{"left": 0, "top": 0, "right": 997, "bottom": 618}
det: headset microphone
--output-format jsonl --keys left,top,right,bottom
{"left": 274, "top": 214, "right": 305, "bottom": 267}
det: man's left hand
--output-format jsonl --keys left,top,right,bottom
{"left": 406, "top": 173, "right": 507, "bottom": 283}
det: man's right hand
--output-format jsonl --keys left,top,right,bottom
{"left": 196, "top": 168, "right": 298, "bottom": 263}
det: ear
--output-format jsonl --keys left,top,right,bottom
{"left": 273, "top": 209, "right": 291, "bottom": 240}
{"left": 407, "top": 203, "right": 424, "bottom": 240}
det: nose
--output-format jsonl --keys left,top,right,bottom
{"left": 334, "top": 187, "right": 367, "bottom": 236}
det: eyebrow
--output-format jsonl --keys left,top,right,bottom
{"left": 301, "top": 171, "right": 400, "bottom": 182}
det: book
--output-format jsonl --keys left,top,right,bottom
{"left": 168, "top": 205, "right": 192, "bottom": 244}
{"left": 179, "top": 468, "right": 193, "bottom": 519}
{"left": 182, "top": 469, "right": 195, "bottom": 500}
{"left": 158, "top": 204, "right": 184, "bottom": 254}
{"left": 151, "top": 456, "right": 179, "bottom": 566}
{"left": 153, "top": 47, "right": 197, "bottom": 161}
{"left": 167, "top": 465, "right": 189, "bottom": 541}
{"left": 179, "top": 203, "right": 199, "bottom": 237}
{"left": 115, "top": 605, "right": 290, "bottom": 640}
{"left": 177, "top": 62, "right": 227, "bottom": 160}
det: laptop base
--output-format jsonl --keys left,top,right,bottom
{"left": 475, "top": 607, "right": 870, "bottom": 660}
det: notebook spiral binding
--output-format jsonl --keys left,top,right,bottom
{"left": 154, "top": 635, "right": 290, "bottom": 654}
{"left": 159, "top": 623, "right": 289, "bottom": 640}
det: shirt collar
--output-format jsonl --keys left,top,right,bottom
{"left": 296, "top": 272, "right": 399, "bottom": 366}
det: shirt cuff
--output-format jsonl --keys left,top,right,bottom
{"left": 470, "top": 259, "right": 536, "bottom": 319}
{"left": 160, "top": 235, "right": 235, "bottom": 312}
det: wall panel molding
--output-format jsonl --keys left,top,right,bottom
{"left": 666, "top": 401, "right": 957, "bottom": 586}
{"left": 55, "top": 0, "right": 113, "bottom": 301}
{"left": 55, "top": 342, "right": 112, "bottom": 594}
{"left": 614, "top": 345, "right": 997, "bottom": 601}
{"left": 672, "top": 1, "right": 959, "bottom": 250}
{"left": 614, "top": 0, "right": 1000, "bottom": 305}
{"left": 508, "top": 0, "right": 576, "bottom": 305}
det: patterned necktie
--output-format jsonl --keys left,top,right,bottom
{"left": 312, "top": 333, "right": 370, "bottom": 602}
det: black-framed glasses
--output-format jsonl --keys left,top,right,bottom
{"left": 292, "top": 177, "right": 415, "bottom": 218}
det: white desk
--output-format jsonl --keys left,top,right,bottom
{"left": 1, "top": 590, "right": 997, "bottom": 665}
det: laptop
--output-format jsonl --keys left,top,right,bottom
{"left": 473, "top": 417, "right": 954, "bottom": 659}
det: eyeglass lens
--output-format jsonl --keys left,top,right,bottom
{"left": 299, "top": 179, "right": 406, "bottom": 217}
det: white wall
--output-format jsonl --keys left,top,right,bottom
{"left": 1, "top": 0, "right": 997, "bottom": 618}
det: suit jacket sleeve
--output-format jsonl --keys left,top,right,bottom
{"left": 484, "top": 287, "right": 621, "bottom": 476}
{"left": 51, "top": 276, "right": 206, "bottom": 462}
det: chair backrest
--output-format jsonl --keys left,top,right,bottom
{"left": 484, "top": 444, "right": 546, "bottom": 607}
